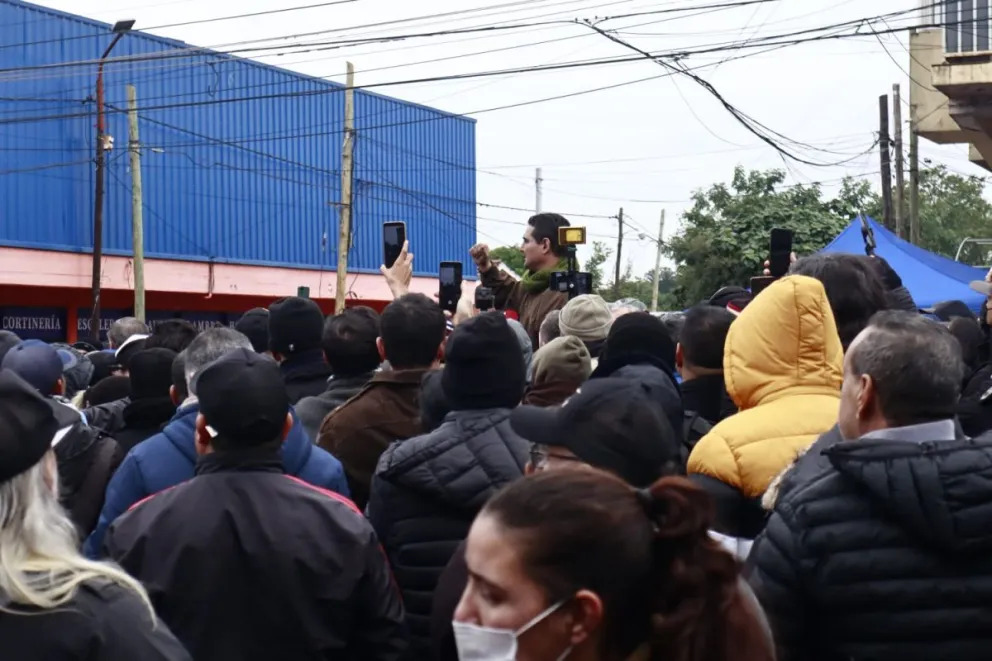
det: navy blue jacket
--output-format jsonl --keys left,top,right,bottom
{"left": 84, "top": 400, "right": 349, "bottom": 557}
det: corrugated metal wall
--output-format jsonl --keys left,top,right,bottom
{"left": 0, "top": 0, "right": 477, "bottom": 276}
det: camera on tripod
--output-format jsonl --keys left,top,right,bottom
{"left": 549, "top": 226, "right": 592, "bottom": 299}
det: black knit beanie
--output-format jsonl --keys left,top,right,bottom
{"left": 595, "top": 312, "right": 676, "bottom": 377}
{"left": 268, "top": 297, "right": 324, "bottom": 355}
{"left": 129, "top": 348, "right": 178, "bottom": 400}
{"left": 235, "top": 308, "right": 270, "bottom": 354}
{"left": 442, "top": 312, "right": 526, "bottom": 411}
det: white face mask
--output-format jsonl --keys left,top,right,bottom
{"left": 453, "top": 599, "right": 573, "bottom": 661}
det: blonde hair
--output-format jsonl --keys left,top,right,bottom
{"left": 0, "top": 454, "right": 154, "bottom": 619}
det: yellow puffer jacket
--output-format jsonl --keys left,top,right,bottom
{"left": 687, "top": 275, "right": 843, "bottom": 500}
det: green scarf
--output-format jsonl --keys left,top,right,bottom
{"left": 520, "top": 257, "right": 577, "bottom": 294}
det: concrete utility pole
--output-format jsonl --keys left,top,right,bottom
{"left": 879, "top": 94, "right": 894, "bottom": 231}
{"left": 893, "top": 84, "right": 906, "bottom": 238}
{"left": 126, "top": 84, "right": 145, "bottom": 322}
{"left": 613, "top": 207, "right": 624, "bottom": 299}
{"left": 335, "top": 61, "right": 355, "bottom": 315}
{"left": 651, "top": 209, "right": 665, "bottom": 312}
{"left": 909, "top": 103, "right": 921, "bottom": 245}
{"left": 535, "top": 167, "right": 543, "bottom": 214}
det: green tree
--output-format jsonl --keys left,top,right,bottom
{"left": 490, "top": 246, "right": 525, "bottom": 275}
{"left": 665, "top": 167, "right": 851, "bottom": 306}
{"left": 585, "top": 241, "right": 613, "bottom": 292}
{"left": 915, "top": 164, "right": 992, "bottom": 263}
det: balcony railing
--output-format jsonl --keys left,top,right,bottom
{"left": 942, "top": 0, "right": 992, "bottom": 55}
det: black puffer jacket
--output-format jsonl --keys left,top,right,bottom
{"left": 368, "top": 409, "right": 528, "bottom": 657}
{"left": 749, "top": 433, "right": 992, "bottom": 661}
{"left": 82, "top": 397, "right": 129, "bottom": 435}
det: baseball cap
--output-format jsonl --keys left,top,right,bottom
{"left": 193, "top": 348, "right": 290, "bottom": 447}
{"left": 510, "top": 378, "right": 679, "bottom": 487}
{"left": 234, "top": 308, "right": 270, "bottom": 354}
{"left": 923, "top": 299, "right": 975, "bottom": 322}
{"left": 0, "top": 369, "right": 60, "bottom": 484}
{"left": 1, "top": 340, "right": 64, "bottom": 396}
{"left": 115, "top": 334, "right": 149, "bottom": 370}
{"left": 268, "top": 297, "right": 323, "bottom": 355}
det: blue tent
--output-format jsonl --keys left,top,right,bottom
{"left": 820, "top": 216, "right": 988, "bottom": 312}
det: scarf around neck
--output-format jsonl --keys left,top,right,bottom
{"left": 519, "top": 257, "right": 576, "bottom": 294}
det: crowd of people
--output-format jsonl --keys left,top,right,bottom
{"left": 2, "top": 211, "right": 992, "bottom": 660}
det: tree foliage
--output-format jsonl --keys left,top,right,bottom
{"left": 665, "top": 167, "right": 851, "bottom": 306}
{"left": 490, "top": 245, "right": 526, "bottom": 275}
{"left": 665, "top": 164, "right": 992, "bottom": 307}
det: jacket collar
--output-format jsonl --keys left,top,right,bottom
{"left": 862, "top": 419, "right": 957, "bottom": 443}
{"left": 279, "top": 349, "right": 329, "bottom": 376}
{"left": 195, "top": 445, "right": 285, "bottom": 476}
{"left": 680, "top": 373, "right": 734, "bottom": 422}
{"left": 370, "top": 367, "right": 430, "bottom": 386}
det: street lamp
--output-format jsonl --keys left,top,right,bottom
{"left": 90, "top": 19, "right": 134, "bottom": 345}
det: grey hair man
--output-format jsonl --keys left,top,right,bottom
{"left": 748, "top": 312, "right": 992, "bottom": 661}
{"left": 183, "top": 327, "right": 253, "bottom": 396}
{"left": 107, "top": 317, "right": 150, "bottom": 351}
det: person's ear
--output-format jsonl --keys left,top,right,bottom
{"left": 54, "top": 378, "right": 65, "bottom": 397}
{"left": 540, "top": 237, "right": 552, "bottom": 255}
{"left": 856, "top": 374, "right": 875, "bottom": 421}
{"left": 194, "top": 414, "right": 212, "bottom": 457}
{"left": 436, "top": 341, "right": 445, "bottom": 364}
{"left": 280, "top": 413, "right": 293, "bottom": 444}
{"left": 169, "top": 385, "right": 180, "bottom": 407}
{"left": 565, "top": 589, "right": 603, "bottom": 648}
{"left": 376, "top": 337, "right": 387, "bottom": 363}
{"left": 524, "top": 461, "right": 536, "bottom": 476}
{"left": 675, "top": 343, "right": 684, "bottom": 370}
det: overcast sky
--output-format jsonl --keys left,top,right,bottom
{"left": 33, "top": 0, "right": 984, "bottom": 278}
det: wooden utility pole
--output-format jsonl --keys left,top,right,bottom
{"left": 651, "top": 209, "right": 666, "bottom": 312}
{"left": 335, "top": 62, "right": 355, "bottom": 315}
{"left": 879, "top": 94, "right": 894, "bottom": 231}
{"left": 535, "top": 167, "right": 543, "bottom": 213}
{"left": 613, "top": 208, "right": 624, "bottom": 299}
{"left": 893, "top": 84, "right": 905, "bottom": 238}
{"left": 126, "top": 85, "right": 146, "bottom": 322}
{"left": 909, "top": 103, "right": 921, "bottom": 245}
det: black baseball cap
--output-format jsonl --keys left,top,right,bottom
{"left": 193, "top": 348, "right": 290, "bottom": 447}
{"left": 0, "top": 369, "right": 60, "bottom": 484}
{"left": 510, "top": 378, "right": 679, "bottom": 487}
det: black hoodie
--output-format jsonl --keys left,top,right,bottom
{"left": 749, "top": 429, "right": 992, "bottom": 661}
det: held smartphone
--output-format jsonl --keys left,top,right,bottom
{"left": 439, "top": 261, "right": 463, "bottom": 313}
{"left": 768, "top": 228, "right": 794, "bottom": 278}
{"left": 750, "top": 275, "right": 775, "bottom": 297}
{"left": 475, "top": 286, "right": 495, "bottom": 312}
{"left": 382, "top": 221, "right": 406, "bottom": 269}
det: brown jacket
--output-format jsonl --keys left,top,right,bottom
{"left": 482, "top": 267, "right": 566, "bottom": 350}
{"left": 317, "top": 368, "right": 427, "bottom": 510}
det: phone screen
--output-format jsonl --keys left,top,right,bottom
{"left": 769, "top": 228, "right": 794, "bottom": 278}
{"left": 439, "top": 262, "right": 462, "bottom": 313}
{"left": 383, "top": 222, "right": 406, "bottom": 268}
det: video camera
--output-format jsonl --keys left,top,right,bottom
{"left": 549, "top": 226, "right": 592, "bottom": 299}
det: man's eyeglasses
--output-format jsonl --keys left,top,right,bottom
{"left": 528, "top": 443, "right": 584, "bottom": 471}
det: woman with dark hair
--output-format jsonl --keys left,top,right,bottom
{"left": 453, "top": 469, "right": 774, "bottom": 661}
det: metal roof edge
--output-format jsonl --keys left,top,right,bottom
{"left": 3, "top": 0, "right": 476, "bottom": 124}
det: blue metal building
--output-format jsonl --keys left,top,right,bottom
{"left": 0, "top": 0, "right": 477, "bottom": 277}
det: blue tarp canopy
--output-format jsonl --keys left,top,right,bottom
{"left": 820, "top": 216, "right": 988, "bottom": 312}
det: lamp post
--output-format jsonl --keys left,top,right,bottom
{"left": 89, "top": 19, "right": 135, "bottom": 345}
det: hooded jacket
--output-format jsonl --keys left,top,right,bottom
{"left": 687, "top": 276, "right": 842, "bottom": 540}
{"left": 749, "top": 431, "right": 992, "bottom": 661}
{"left": 367, "top": 409, "right": 528, "bottom": 657}
{"left": 84, "top": 400, "right": 349, "bottom": 558}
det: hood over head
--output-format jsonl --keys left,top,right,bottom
{"left": 827, "top": 436, "right": 992, "bottom": 554}
{"left": 724, "top": 275, "right": 842, "bottom": 410}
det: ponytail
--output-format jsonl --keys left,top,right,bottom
{"left": 483, "top": 470, "right": 773, "bottom": 661}
{"left": 637, "top": 478, "right": 774, "bottom": 661}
